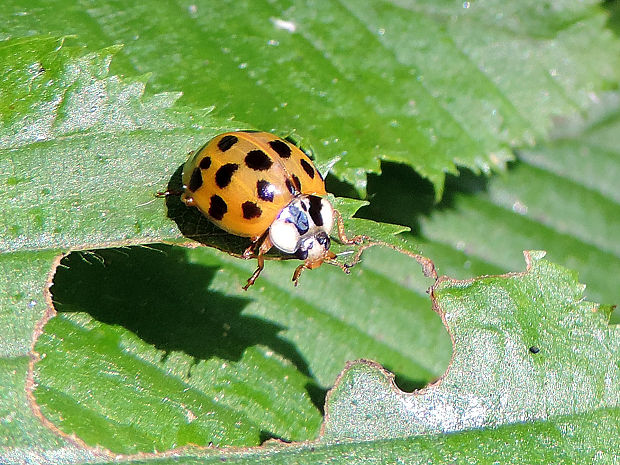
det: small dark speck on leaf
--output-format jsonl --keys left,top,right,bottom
{"left": 529, "top": 346, "right": 540, "bottom": 354}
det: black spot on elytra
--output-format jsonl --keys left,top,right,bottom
{"left": 257, "top": 180, "right": 275, "bottom": 202}
{"left": 300, "top": 159, "right": 315, "bottom": 179}
{"left": 218, "top": 135, "right": 238, "bottom": 152}
{"left": 209, "top": 195, "right": 227, "bottom": 220}
{"left": 269, "top": 139, "right": 291, "bottom": 158}
{"left": 285, "top": 179, "right": 296, "bottom": 194}
{"left": 308, "top": 195, "right": 324, "bottom": 226}
{"left": 529, "top": 346, "right": 540, "bottom": 354}
{"left": 242, "top": 201, "right": 262, "bottom": 219}
{"left": 188, "top": 167, "right": 203, "bottom": 192}
{"left": 292, "top": 174, "right": 302, "bottom": 192}
{"left": 215, "top": 163, "right": 239, "bottom": 188}
{"left": 245, "top": 150, "right": 273, "bottom": 171}
{"left": 199, "top": 156, "right": 212, "bottom": 170}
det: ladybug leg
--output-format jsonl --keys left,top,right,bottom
{"left": 242, "top": 233, "right": 273, "bottom": 290}
{"left": 292, "top": 264, "right": 306, "bottom": 286}
{"left": 292, "top": 250, "right": 339, "bottom": 286}
{"left": 243, "top": 255, "right": 265, "bottom": 290}
{"left": 325, "top": 257, "right": 352, "bottom": 275}
{"left": 331, "top": 210, "right": 374, "bottom": 274}
{"left": 155, "top": 189, "right": 184, "bottom": 198}
{"left": 333, "top": 209, "right": 368, "bottom": 245}
{"left": 242, "top": 230, "right": 270, "bottom": 259}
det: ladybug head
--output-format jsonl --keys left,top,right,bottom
{"left": 269, "top": 195, "right": 334, "bottom": 262}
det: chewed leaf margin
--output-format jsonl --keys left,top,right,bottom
{"left": 24, "top": 248, "right": 619, "bottom": 462}
{"left": 320, "top": 251, "right": 619, "bottom": 443}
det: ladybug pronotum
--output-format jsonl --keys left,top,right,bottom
{"left": 180, "top": 131, "right": 364, "bottom": 289}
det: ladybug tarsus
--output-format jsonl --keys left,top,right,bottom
{"left": 155, "top": 189, "right": 183, "bottom": 198}
{"left": 243, "top": 255, "right": 265, "bottom": 291}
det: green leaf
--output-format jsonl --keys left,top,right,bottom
{"left": 1, "top": 35, "right": 436, "bottom": 458}
{"left": 0, "top": 36, "right": 225, "bottom": 253}
{"left": 2, "top": 0, "right": 619, "bottom": 195}
{"left": 34, "top": 247, "right": 317, "bottom": 452}
{"left": 21, "top": 251, "right": 620, "bottom": 463}
{"left": 360, "top": 93, "right": 620, "bottom": 322}
{"left": 322, "top": 252, "right": 618, "bottom": 441}
{"left": 0, "top": 36, "right": 404, "bottom": 263}
{"left": 2, "top": 1, "right": 620, "bottom": 462}
{"left": 32, "top": 238, "right": 441, "bottom": 453}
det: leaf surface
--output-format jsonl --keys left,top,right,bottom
{"left": 2, "top": 0, "right": 618, "bottom": 194}
{"left": 1, "top": 1, "right": 620, "bottom": 462}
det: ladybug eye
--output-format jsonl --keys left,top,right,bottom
{"left": 295, "top": 237, "right": 314, "bottom": 260}
{"left": 316, "top": 232, "right": 330, "bottom": 248}
{"left": 294, "top": 232, "right": 331, "bottom": 262}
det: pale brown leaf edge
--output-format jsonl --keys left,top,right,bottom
{"left": 23, "top": 249, "right": 560, "bottom": 460}
{"left": 25, "top": 253, "right": 111, "bottom": 459}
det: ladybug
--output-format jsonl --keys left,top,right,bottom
{"left": 180, "top": 131, "right": 365, "bottom": 289}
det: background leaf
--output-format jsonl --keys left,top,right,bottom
{"left": 1, "top": 0, "right": 619, "bottom": 463}
{"left": 1, "top": 0, "right": 618, "bottom": 194}
{"left": 359, "top": 94, "right": 620, "bottom": 323}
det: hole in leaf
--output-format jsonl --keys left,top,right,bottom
{"left": 392, "top": 372, "right": 432, "bottom": 393}
{"left": 34, "top": 245, "right": 324, "bottom": 453}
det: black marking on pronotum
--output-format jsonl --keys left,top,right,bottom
{"left": 215, "top": 163, "right": 239, "bottom": 188}
{"left": 199, "top": 156, "right": 212, "bottom": 170}
{"left": 300, "top": 159, "right": 315, "bottom": 179}
{"left": 257, "top": 180, "right": 275, "bottom": 202}
{"left": 286, "top": 204, "right": 309, "bottom": 235}
{"left": 529, "top": 346, "right": 540, "bottom": 354}
{"left": 245, "top": 150, "right": 273, "bottom": 171}
{"left": 218, "top": 135, "right": 238, "bottom": 152}
{"left": 242, "top": 201, "right": 262, "bottom": 219}
{"left": 189, "top": 167, "right": 203, "bottom": 192}
{"left": 308, "top": 195, "right": 324, "bottom": 227}
{"left": 209, "top": 195, "right": 227, "bottom": 220}
{"left": 269, "top": 139, "right": 292, "bottom": 158}
{"left": 291, "top": 174, "right": 302, "bottom": 192}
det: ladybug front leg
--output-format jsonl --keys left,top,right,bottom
{"left": 292, "top": 263, "right": 306, "bottom": 287}
{"left": 242, "top": 233, "right": 273, "bottom": 290}
{"left": 333, "top": 209, "right": 368, "bottom": 245}
{"left": 292, "top": 250, "right": 338, "bottom": 286}
{"left": 330, "top": 209, "right": 374, "bottom": 274}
